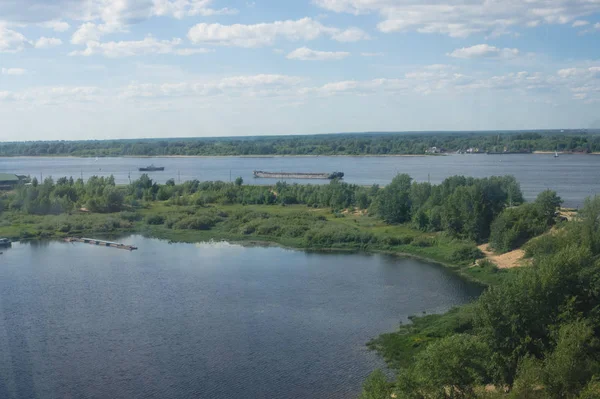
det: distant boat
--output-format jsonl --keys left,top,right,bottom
{"left": 554, "top": 151, "right": 559, "bottom": 158}
{"left": 139, "top": 164, "right": 165, "bottom": 172}
{"left": 0, "top": 238, "right": 11, "bottom": 248}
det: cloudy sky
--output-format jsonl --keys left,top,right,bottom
{"left": 1, "top": 0, "right": 600, "bottom": 140}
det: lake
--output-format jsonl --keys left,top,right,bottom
{"left": 0, "top": 237, "right": 480, "bottom": 399}
{"left": 1, "top": 154, "right": 598, "bottom": 207}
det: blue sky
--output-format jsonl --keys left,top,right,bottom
{"left": 1, "top": 0, "right": 600, "bottom": 140}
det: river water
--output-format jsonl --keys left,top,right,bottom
{"left": 1, "top": 154, "right": 598, "bottom": 207}
{"left": 0, "top": 238, "right": 480, "bottom": 399}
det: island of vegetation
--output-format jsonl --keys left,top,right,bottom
{"left": 1, "top": 130, "right": 599, "bottom": 157}
{"left": 0, "top": 172, "right": 596, "bottom": 398}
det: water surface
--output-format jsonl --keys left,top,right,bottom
{"left": 0, "top": 237, "right": 480, "bottom": 399}
{"left": 1, "top": 154, "right": 597, "bottom": 207}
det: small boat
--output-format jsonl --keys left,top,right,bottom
{"left": 554, "top": 151, "right": 559, "bottom": 158}
{"left": 139, "top": 164, "right": 165, "bottom": 172}
{"left": 0, "top": 238, "right": 11, "bottom": 248}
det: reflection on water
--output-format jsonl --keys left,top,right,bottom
{"left": 0, "top": 237, "right": 480, "bottom": 399}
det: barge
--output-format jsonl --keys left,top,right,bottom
{"left": 139, "top": 164, "right": 165, "bottom": 172}
{"left": 253, "top": 171, "right": 344, "bottom": 180}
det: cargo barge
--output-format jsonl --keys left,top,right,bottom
{"left": 253, "top": 171, "right": 344, "bottom": 180}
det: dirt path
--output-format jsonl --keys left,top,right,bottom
{"left": 478, "top": 244, "right": 526, "bottom": 269}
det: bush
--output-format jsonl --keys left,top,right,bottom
{"left": 450, "top": 244, "right": 484, "bottom": 263}
{"left": 120, "top": 211, "right": 142, "bottom": 222}
{"left": 304, "top": 225, "right": 377, "bottom": 248}
{"left": 146, "top": 214, "right": 165, "bottom": 225}
{"left": 174, "top": 215, "right": 220, "bottom": 230}
{"left": 381, "top": 235, "right": 413, "bottom": 246}
{"left": 412, "top": 237, "right": 434, "bottom": 247}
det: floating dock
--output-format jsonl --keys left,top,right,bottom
{"left": 65, "top": 237, "right": 137, "bottom": 251}
{"left": 253, "top": 171, "right": 344, "bottom": 180}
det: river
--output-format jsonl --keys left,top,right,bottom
{"left": 1, "top": 154, "right": 598, "bottom": 207}
{"left": 0, "top": 237, "right": 480, "bottom": 399}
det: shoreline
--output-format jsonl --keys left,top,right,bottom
{"left": 0, "top": 154, "right": 429, "bottom": 159}
{"left": 14, "top": 229, "right": 492, "bottom": 287}
{"left": 3, "top": 152, "right": 600, "bottom": 158}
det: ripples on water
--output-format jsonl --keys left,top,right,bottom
{"left": 0, "top": 237, "right": 480, "bottom": 399}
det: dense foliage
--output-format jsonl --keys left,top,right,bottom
{"left": 363, "top": 196, "right": 600, "bottom": 399}
{"left": 10, "top": 175, "right": 124, "bottom": 214}
{"left": 375, "top": 174, "right": 523, "bottom": 243}
{"left": 10, "top": 173, "right": 524, "bottom": 245}
{"left": 0, "top": 130, "right": 597, "bottom": 157}
{"left": 489, "top": 190, "right": 563, "bottom": 253}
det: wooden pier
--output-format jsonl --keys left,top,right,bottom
{"left": 65, "top": 237, "right": 138, "bottom": 251}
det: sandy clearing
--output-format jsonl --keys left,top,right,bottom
{"left": 477, "top": 244, "right": 526, "bottom": 269}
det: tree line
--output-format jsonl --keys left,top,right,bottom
{"left": 6, "top": 173, "right": 560, "bottom": 249}
{"left": 1, "top": 130, "right": 598, "bottom": 157}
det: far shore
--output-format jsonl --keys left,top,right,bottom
{"left": 3, "top": 152, "right": 600, "bottom": 159}
{"left": 0, "top": 154, "right": 429, "bottom": 159}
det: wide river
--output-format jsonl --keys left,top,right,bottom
{"left": 0, "top": 237, "right": 481, "bottom": 399}
{"left": 1, "top": 154, "right": 598, "bottom": 207}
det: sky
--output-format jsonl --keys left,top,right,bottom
{"left": 1, "top": 0, "right": 600, "bottom": 141}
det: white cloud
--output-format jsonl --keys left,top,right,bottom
{"left": 40, "top": 20, "right": 70, "bottom": 32}
{"left": 0, "top": 86, "right": 102, "bottom": 105}
{"left": 1, "top": 68, "right": 26, "bottom": 76}
{"left": 313, "top": 0, "right": 600, "bottom": 37}
{"left": 557, "top": 66, "right": 600, "bottom": 79}
{"left": 360, "top": 52, "right": 384, "bottom": 57}
{"left": 153, "top": 0, "right": 238, "bottom": 18}
{"left": 572, "top": 20, "right": 589, "bottom": 27}
{"left": 187, "top": 17, "right": 367, "bottom": 47}
{"left": 71, "top": 22, "right": 122, "bottom": 44}
{"left": 557, "top": 68, "right": 580, "bottom": 78}
{"left": 69, "top": 36, "right": 211, "bottom": 57}
{"left": 120, "top": 74, "right": 304, "bottom": 98}
{"left": 174, "top": 48, "right": 214, "bottom": 55}
{"left": 287, "top": 47, "right": 349, "bottom": 61}
{"left": 448, "top": 44, "right": 519, "bottom": 59}
{"left": 0, "top": 24, "right": 30, "bottom": 52}
{"left": 35, "top": 37, "right": 63, "bottom": 48}
{"left": 330, "top": 27, "right": 369, "bottom": 42}
{"left": 424, "top": 64, "right": 453, "bottom": 70}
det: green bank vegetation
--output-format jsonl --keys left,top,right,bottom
{"left": 0, "top": 172, "right": 544, "bottom": 285}
{"left": 0, "top": 130, "right": 598, "bottom": 157}
{"left": 361, "top": 196, "right": 600, "bottom": 398}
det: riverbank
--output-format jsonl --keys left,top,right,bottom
{"left": 0, "top": 203, "right": 507, "bottom": 286}
{"left": 0, "top": 154, "right": 430, "bottom": 159}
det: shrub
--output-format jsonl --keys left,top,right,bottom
{"left": 145, "top": 214, "right": 165, "bottom": 225}
{"left": 450, "top": 244, "right": 484, "bottom": 263}
{"left": 174, "top": 215, "right": 219, "bottom": 230}
{"left": 381, "top": 235, "right": 413, "bottom": 246}
{"left": 412, "top": 237, "right": 434, "bottom": 247}
{"left": 120, "top": 211, "right": 142, "bottom": 222}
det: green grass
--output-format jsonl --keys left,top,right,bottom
{"left": 367, "top": 305, "right": 478, "bottom": 370}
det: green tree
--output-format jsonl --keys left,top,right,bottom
{"left": 542, "top": 321, "right": 598, "bottom": 398}
{"left": 376, "top": 174, "right": 412, "bottom": 223}
{"left": 535, "top": 190, "right": 562, "bottom": 225}
{"left": 235, "top": 176, "right": 243, "bottom": 186}
{"left": 395, "top": 334, "right": 490, "bottom": 399}
{"left": 359, "top": 370, "right": 393, "bottom": 399}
